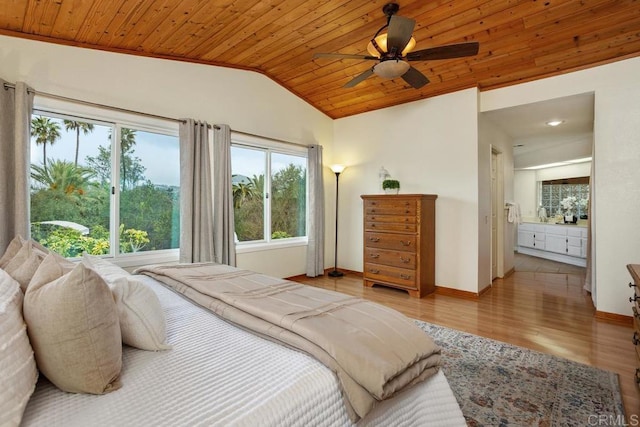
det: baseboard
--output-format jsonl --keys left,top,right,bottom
{"left": 594, "top": 310, "right": 633, "bottom": 326}
{"left": 435, "top": 286, "right": 483, "bottom": 300}
{"left": 285, "top": 268, "right": 363, "bottom": 281}
{"left": 503, "top": 267, "right": 515, "bottom": 278}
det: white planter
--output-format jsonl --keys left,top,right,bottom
{"left": 384, "top": 188, "right": 399, "bottom": 194}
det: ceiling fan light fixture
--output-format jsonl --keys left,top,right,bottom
{"left": 373, "top": 60, "right": 410, "bottom": 79}
{"left": 366, "top": 34, "right": 417, "bottom": 58}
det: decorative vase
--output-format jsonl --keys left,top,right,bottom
{"left": 385, "top": 188, "right": 399, "bottom": 194}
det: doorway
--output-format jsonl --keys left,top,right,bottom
{"left": 490, "top": 147, "right": 504, "bottom": 280}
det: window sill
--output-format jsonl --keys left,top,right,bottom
{"left": 104, "top": 249, "right": 179, "bottom": 269}
{"left": 235, "top": 238, "right": 308, "bottom": 254}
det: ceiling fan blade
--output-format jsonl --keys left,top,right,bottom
{"left": 406, "top": 42, "right": 479, "bottom": 61}
{"left": 314, "top": 53, "right": 378, "bottom": 60}
{"left": 386, "top": 15, "right": 415, "bottom": 54}
{"left": 344, "top": 69, "right": 375, "bottom": 88}
{"left": 401, "top": 67, "right": 430, "bottom": 89}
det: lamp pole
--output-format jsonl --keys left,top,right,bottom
{"left": 329, "top": 165, "right": 345, "bottom": 277}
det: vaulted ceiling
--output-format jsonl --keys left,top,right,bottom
{"left": 1, "top": 1, "right": 639, "bottom": 119}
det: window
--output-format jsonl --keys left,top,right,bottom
{"left": 539, "top": 177, "right": 589, "bottom": 218}
{"left": 231, "top": 137, "right": 307, "bottom": 246}
{"left": 29, "top": 109, "right": 180, "bottom": 260}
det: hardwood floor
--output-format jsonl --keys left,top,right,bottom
{"left": 291, "top": 270, "right": 640, "bottom": 417}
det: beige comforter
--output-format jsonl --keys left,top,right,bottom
{"left": 135, "top": 263, "right": 441, "bottom": 421}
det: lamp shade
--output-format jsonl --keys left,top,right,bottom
{"left": 373, "top": 60, "right": 410, "bottom": 79}
{"left": 331, "top": 164, "right": 346, "bottom": 174}
{"left": 366, "top": 34, "right": 417, "bottom": 58}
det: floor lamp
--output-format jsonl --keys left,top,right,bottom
{"left": 328, "top": 165, "right": 346, "bottom": 277}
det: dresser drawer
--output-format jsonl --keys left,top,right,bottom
{"left": 632, "top": 284, "right": 640, "bottom": 312}
{"left": 365, "top": 214, "right": 416, "bottom": 224}
{"left": 364, "top": 200, "right": 416, "bottom": 216}
{"left": 365, "top": 221, "right": 417, "bottom": 232}
{"left": 365, "top": 247, "right": 416, "bottom": 269}
{"left": 364, "top": 262, "right": 417, "bottom": 289}
{"left": 364, "top": 232, "right": 416, "bottom": 251}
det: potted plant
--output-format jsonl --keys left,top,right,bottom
{"left": 382, "top": 179, "right": 400, "bottom": 194}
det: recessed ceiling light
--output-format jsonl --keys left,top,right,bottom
{"left": 545, "top": 120, "right": 564, "bottom": 127}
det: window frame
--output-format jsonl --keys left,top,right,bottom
{"left": 230, "top": 133, "right": 309, "bottom": 254}
{"left": 30, "top": 97, "right": 180, "bottom": 266}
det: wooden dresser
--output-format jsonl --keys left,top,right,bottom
{"left": 361, "top": 194, "right": 437, "bottom": 298}
{"left": 628, "top": 264, "right": 640, "bottom": 388}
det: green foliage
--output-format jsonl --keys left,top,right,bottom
{"left": 119, "top": 224, "right": 150, "bottom": 253}
{"left": 31, "top": 159, "right": 96, "bottom": 196}
{"left": 271, "top": 231, "right": 291, "bottom": 239}
{"left": 233, "top": 164, "right": 306, "bottom": 242}
{"left": 382, "top": 179, "right": 400, "bottom": 189}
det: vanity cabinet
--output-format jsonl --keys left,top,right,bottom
{"left": 517, "top": 223, "right": 587, "bottom": 267}
{"left": 361, "top": 194, "right": 436, "bottom": 298}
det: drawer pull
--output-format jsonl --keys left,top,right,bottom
{"left": 630, "top": 282, "right": 638, "bottom": 288}
{"left": 630, "top": 295, "right": 639, "bottom": 303}
{"left": 371, "top": 223, "right": 376, "bottom": 227}
{"left": 633, "top": 332, "right": 640, "bottom": 346}
{"left": 400, "top": 240, "right": 412, "bottom": 247}
{"left": 369, "top": 254, "right": 380, "bottom": 259}
{"left": 371, "top": 209, "right": 375, "bottom": 213}
{"left": 400, "top": 257, "right": 410, "bottom": 263}
{"left": 405, "top": 209, "right": 410, "bottom": 213}
{"left": 400, "top": 274, "right": 411, "bottom": 280}
{"left": 369, "top": 269, "right": 380, "bottom": 274}
{"left": 369, "top": 237, "right": 380, "bottom": 242}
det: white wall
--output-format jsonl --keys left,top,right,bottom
{"left": 478, "top": 116, "right": 515, "bottom": 283}
{"left": 0, "top": 35, "right": 334, "bottom": 278}
{"left": 333, "top": 88, "right": 480, "bottom": 292}
{"left": 482, "top": 56, "right": 640, "bottom": 316}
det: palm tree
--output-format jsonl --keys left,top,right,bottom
{"left": 31, "top": 116, "right": 61, "bottom": 171}
{"left": 108, "top": 128, "right": 137, "bottom": 190}
{"left": 31, "top": 159, "right": 96, "bottom": 197}
{"left": 63, "top": 120, "right": 95, "bottom": 166}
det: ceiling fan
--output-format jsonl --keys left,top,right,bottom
{"left": 314, "top": 3, "right": 479, "bottom": 89}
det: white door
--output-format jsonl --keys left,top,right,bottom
{"left": 491, "top": 151, "right": 498, "bottom": 280}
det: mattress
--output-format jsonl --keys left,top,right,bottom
{"left": 22, "top": 275, "right": 465, "bottom": 426}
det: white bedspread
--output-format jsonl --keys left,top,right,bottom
{"left": 22, "top": 275, "right": 465, "bottom": 426}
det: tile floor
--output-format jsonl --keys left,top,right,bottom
{"left": 513, "top": 252, "right": 586, "bottom": 275}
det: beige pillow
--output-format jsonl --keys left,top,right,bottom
{"left": 0, "top": 269, "right": 38, "bottom": 426}
{"left": 24, "top": 262, "right": 122, "bottom": 394}
{"left": 0, "top": 235, "right": 26, "bottom": 269}
{"left": 83, "top": 254, "right": 170, "bottom": 351}
{"left": 4, "top": 241, "right": 49, "bottom": 291}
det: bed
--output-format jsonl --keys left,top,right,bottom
{"left": 1, "top": 237, "right": 465, "bottom": 426}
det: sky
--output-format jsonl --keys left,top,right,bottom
{"left": 30, "top": 115, "right": 307, "bottom": 187}
{"left": 30, "top": 116, "right": 180, "bottom": 187}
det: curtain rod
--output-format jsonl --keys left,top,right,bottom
{"left": 4, "top": 82, "right": 310, "bottom": 149}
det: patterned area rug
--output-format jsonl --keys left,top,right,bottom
{"left": 415, "top": 320, "right": 625, "bottom": 426}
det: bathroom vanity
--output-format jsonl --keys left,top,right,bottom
{"left": 517, "top": 222, "right": 588, "bottom": 267}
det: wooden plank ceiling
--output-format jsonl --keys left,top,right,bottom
{"left": 1, "top": 0, "right": 639, "bottom": 119}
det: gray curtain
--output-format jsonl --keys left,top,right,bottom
{"left": 213, "top": 124, "right": 236, "bottom": 266}
{"left": 306, "top": 145, "right": 325, "bottom": 277}
{"left": 179, "top": 119, "right": 214, "bottom": 263}
{"left": 0, "top": 80, "right": 34, "bottom": 253}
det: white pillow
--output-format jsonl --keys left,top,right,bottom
{"left": 82, "top": 254, "right": 171, "bottom": 351}
{"left": 111, "top": 277, "right": 172, "bottom": 351}
{"left": 3, "top": 241, "right": 48, "bottom": 292}
{"left": 24, "top": 261, "right": 122, "bottom": 394}
{"left": 0, "top": 269, "right": 38, "bottom": 426}
{"left": 81, "top": 253, "right": 130, "bottom": 282}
